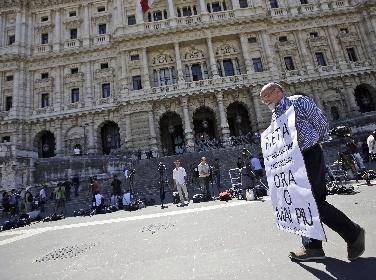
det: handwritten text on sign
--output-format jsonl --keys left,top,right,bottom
{"left": 261, "top": 106, "right": 326, "bottom": 241}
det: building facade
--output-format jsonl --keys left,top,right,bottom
{"left": 0, "top": 0, "right": 375, "bottom": 169}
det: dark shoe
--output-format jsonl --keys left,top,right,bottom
{"left": 348, "top": 227, "right": 365, "bottom": 261}
{"left": 289, "top": 247, "right": 326, "bottom": 262}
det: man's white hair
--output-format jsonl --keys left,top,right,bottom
{"left": 260, "top": 82, "right": 283, "bottom": 95}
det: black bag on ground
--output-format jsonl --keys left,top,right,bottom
{"left": 255, "top": 185, "right": 267, "bottom": 197}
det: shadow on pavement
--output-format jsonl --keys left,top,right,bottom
{"left": 297, "top": 257, "right": 376, "bottom": 280}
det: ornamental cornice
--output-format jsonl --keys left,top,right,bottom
{"left": 63, "top": 18, "right": 82, "bottom": 28}
{"left": 306, "top": 36, "right": 328, "bottom": 48}
{"left": 275, "top": 41, "right": 298, "bottom": 51}
{"left": 94, "top": 67, "right": 115, "bottom": 82}
{"left": 0, "top": 0, "right": 27, "bottom": 9}
{"left": 336, "top": 32, "right": 360, "bottom": 43}
{"left": 64, "top": 72, "right": 84, "bottom": 84}
{"left": 91, "top": 12, "right": 112, "bottom": 24}
{"left": 35, "top": 22, "right": 55, "bottom": 33}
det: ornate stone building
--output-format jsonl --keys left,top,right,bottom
{"left": 0, "top": 0, "right": 375, "bottom": 187}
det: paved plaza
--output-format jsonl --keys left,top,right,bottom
{"left": 0, "top": 181, "right": 375, "bottom": 280}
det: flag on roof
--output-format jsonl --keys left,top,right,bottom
{"left": 140, "top": 0, "right": 155, "bottom": 13}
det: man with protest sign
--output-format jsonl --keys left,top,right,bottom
{"left": 260, "top": 82, "right": 365, "bottom": 262}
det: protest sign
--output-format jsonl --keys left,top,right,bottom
{"left": 261, "top": 106, "right": 326, "bottom": 241}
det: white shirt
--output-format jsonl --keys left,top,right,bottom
{"left": 250, "top": 157, "right": 263, "bottom": 171}
{"left": 367, "top": 134, "right": 376, "bottom": 154}
{"left": 74, "top": 148, "right": 81, "bottom": 155}
{"left": 94, "top": 193, "right": 103, "bottom": 206}
{"left": 122, "top": 192, "right": 133, "bottom": 206}
{"left": 39, "top": 188, "right": 46, "bottom": 200}
{"left": 198, "top": 162, "right": 210, "bottom": 177}
{"left": 173, "top": 166, "right": 186, "bottom": 185}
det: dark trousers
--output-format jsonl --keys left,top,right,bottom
{"left": 200, "top": 177, "right": 211, "bottom": 199}
{"left": 302, "top": 145, "right": 360, "bottom": 249}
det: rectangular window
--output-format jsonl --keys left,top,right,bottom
{"left": 252, "top": 58, "right": 264, "bottom": 72}
{"left": 41, "top": 73, "right": 49, "bottom": 79}
{"left": 69, "top": 11, "right": 77, "bottom": 17}
{"left": 223, "top": 59, "right": 235, "bottom": 76}
{"left": 130, "top": 54, "right": 140, "bottom": 61}
{"left": 41, "top": 93, "right": 49, "bottom": 108}
{"left": 300, "top": 0, "right": 308, "bottom": 4}
{"left": 310, "top": 32, "right": 318, "bottom": 38}
{"left": 2, "top": 136, "right": 10, "bottom": 143}
{"left": 159, "top": 68, "right": 172, "bottom": 86}
{"left": 8, "top": 35, "right": 15, "bottom": 45}
{"left": 98, "top": 24, "right": 107, "bottom": 34}
{"left": 71, "top": 88, "right": 80, "bottom": 103}
{"left": 97, "top": 6, "right": 106, "bottom": 13}
{"left": 191, "top": 64, "right": 203, "bottom": 81}
{"left": 212, "top": 2, "right": 222, "bottom": 12}
{"left": 41, "top": 16, "right": 49, "bottom": 22}
{"left": 128, "top": 15, "right": 136, "bottom": 25}
{"left": 153, "top": 11, "right": 163, "bottom": 21}
{"left": 340, "top": 28, "right": 349, "bottom": 34}
{"left": 182, "top": 7, "right": 192, "bottom": 16}
{"left": 102, "top": 83, "right": 111, "bottom": 98}
{"left": 132, "top": 75, "right": 142, "bottom": 90}
{"left": 5, "top": 96, "right": 12, "bottom": 111}
{"left": 347, "top": 48, "right": 358, "bottom": 62}
{"left": 70, "top": 29, "right": 78, "bottom": 40}
{"left": 100, "top": 63, "right": 109, "bottom": 69}
{"left": 6, "top": 75, "right": 13, "bottom": 81}
{"left": 41, "top": 33, "right": 49, "bottom": 44}
{"left": 239, "top": 0, "right": 248, "bottom": 8}
{"left": 71, "top": 68, "right": 78, "bottom": 74}
{"left": 270, "top": 0, "right": 279, "bottom": 8}
{"left": 248, "top": 37, "right": 257, "bottom": 43}
{"left": 279, "top": 36, "right": 288, "bottom": 42}
{"left": 315, "top": 52, "right": 327, "bottom": 66}
{"left": 284, "top": 56, "right": 295, "bottom": 70}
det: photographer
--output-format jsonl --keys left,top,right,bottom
{"left": 158, "top": 162, "right": 166, "bottom": 208}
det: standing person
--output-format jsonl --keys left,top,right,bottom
{"left": 212, "top": 158, "right": 221, "bottom": 191}
{"left": 367, "top": 130, "right": 376, "bottom": 162}
{"left": 110, "top": 175, "right": 122, "bottom": 207}
{"left": 93, "top": 191, "right": 104, "bottom": 214}
{"left": 55, "top": 183, "right": 66, "bottom": 215}
{"left": 259, "top": 82, "right": 365, "bottom": 261}
{"left": 198, "top": 157, "right": 211, "bottom": 201}
{"left": 173, "top": 159, "right": 189, "bottom": 206}
{"left": 24, "top": 188, "right": 33, "bottom": 213}
{"left": 39, "top": 185, "right": 47, "bottom": 213}
{"left": 72, "top": 175, "right": 80, "bottom": 197}
{"left": 64, "top": 180, "right": 72, "bottom": 201}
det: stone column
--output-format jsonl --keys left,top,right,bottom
{"left": 207, "top": 37, "right": 219, "bottom": 78}
{"left": 85, "top": 62, "right": 93, "bottom": 105}
{"left": 120, "top": 51, "right": 129, "bottom": 93}
{"left": 295, "top": 30, "right": 314, "bottom": 74}
{"left": 53, "top": 9, "right": 61, "bottom": 51}
{"left": 167, "top": 0, "right": 176, "bottom": 17}
{"left": 363, "top": 11, "right": 376, "bottom": 60}
{"left": 231, "top": 0, "right": 240, "bottom": 9}
{"left": 114, "top": 0, "right": 125, "bottom": 28}
{"left": 199, "top": 0, "right": 208, "bottom": 14}
{"left": 83, "top": 4, "right": 91, "bottom": 47}
{"left": 54, "top": 66, "right": 62, "bottom": 111}
{"left": 148, "top": 111, "right": 157, "bottom": 150}
{"left": 174, "top": 42, "right": 184, "bottom": 84}
{"left": 15, "top": 11, "right": 22, "bottom": 46}
{"left": 260, "top": 30, "right": 278, "bottom": 76}
{"left": 327, "top": 26, "right": 345, "bottom": 67}
{"left": 343, "top": 83, "right": 360, "bottom": 114}
{"left": 87, "top": 120, "right": 96, "bottom": 154}
{"left": 0, "top": 13, "right": 4, "bottom": 47}
{"left": 216, "top": 92, "right": 230, "bottom": 145}
{"left": 142, "top": 48, "right": 150, "bottom": 89}
{"left": 0, "top": 72, "right": 3, "bottom": 110}
{"left": 181, "top": 97, "right": 194, "bottom": 152}
{"left": 11, "top": 70, "right": 20, "bottom": 117}
{"left": 136, "top": 2, "right": 144, "bottom": 24}
{"left": 55, "top": 122, "right": 63, "bottom": 156}
{"left": 124, "top": 113, "right": 133, "bottom": 149}
{"left": 239, "top": 34, "right": 253, "bottom": 74}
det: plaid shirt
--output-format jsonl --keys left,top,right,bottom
{"left": 273, "top": 95, "right": 330, "bottom": 151}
